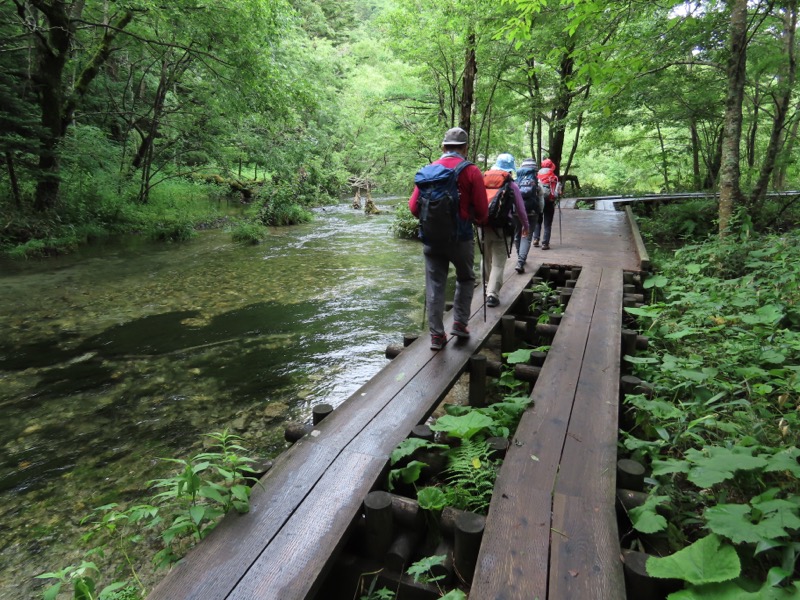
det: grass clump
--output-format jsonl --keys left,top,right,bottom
{"left": 228, "top": 219, "right": 269, "bottom": 244}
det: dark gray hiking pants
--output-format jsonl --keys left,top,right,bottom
{"left": 423, "top": 239, "right": 475, "bottom": 336}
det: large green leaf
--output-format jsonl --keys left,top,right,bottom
{"left": 668, "top": 580, "right": 800, "bottom": 600}
{"left": 417, "top": 487, "right": 447, "bottom": 511}
{"left": 651, "top": 458, "right": 691, "bottom": 477}
{"left": 684, "top": 446, "right": 769, "bottom": 488}
{"left": 762, "top": 447, "right": 800, "bottom": 477}
{"left": 390, "top": 438, "right": 446, "bottom": 465}
{"left": 505, "top": 348, "right": 534, "bottom": 364}
{"left": 705, "top": 498, "right": 800, "bottom": 545}
{"left": 630, "top": 495, "right": 669, "bottom": 534}
{"left": 647, "top": 534, "right": 740, "bottom": 584}
{"left": 741, "top": 305, "right": 784, "bottom": 326}
{"left": 429, "top": 412, "right": 495, "bottom": 440}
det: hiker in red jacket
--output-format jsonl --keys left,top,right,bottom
{"left": 534, "top": 158, "right": 560, "bottom": 250}
{"left": 409, "top": 127, "right": 488, "bottom": 351}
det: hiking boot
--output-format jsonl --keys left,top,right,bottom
{"left": 533, "top": 239, "right": 540, "bottom": 247}
{"left": 486, "top": 295, "right": 500, "bottom": 307}
{"left": 514, "top": 262, "right": 525, "bottom": 274}
{"left": 542, "top": 242, "right": 550, "bottom": 250}
{"left": 451, "top": 321, "right": 470, "bottom": 338}
{"left": 430, "top": 334, "right": 447, "bottom": 351}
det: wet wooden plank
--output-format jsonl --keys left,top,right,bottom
{"left": 227, "top": 448, "right": 384, "bottom": 600}
{"left": 554, "top": 268, "right": 622, "bottom": 500}
{"left": 624, "top": 206, "right": 650, "bottom": 271}
{"left": 549, "top": 493, "right": 623, "bottom": 600}
{"left": 549, "top": 268, "right": 625, "bottom": 599}
{"left": 542, "top": 210, "right": 640, "bottom": 272}
{"left": 470, "top": 266, "right": 602, "bottom": 600}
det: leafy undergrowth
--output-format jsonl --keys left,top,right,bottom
{"left": 621, "top": 227, "right": 800, "bottom": 598}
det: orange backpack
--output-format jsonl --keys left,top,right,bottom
{"left": 483, "top": 169, "right": 513, "bottom": 229}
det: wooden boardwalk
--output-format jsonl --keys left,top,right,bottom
{"left": 147, "top": 206, "right": 646, "bottom": 600}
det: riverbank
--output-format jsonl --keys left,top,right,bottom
{"left": 0, "top": 199, "right": 424, "bottom": 599}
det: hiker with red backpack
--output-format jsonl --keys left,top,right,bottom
{"left": 533, "top": 158, "right": 560, "bottom": 251}
{"left": 481, "top": 153, "right": 529, "bottom": 308}
{"left": 409, "top": 127, "right": 488, "bottom": 351}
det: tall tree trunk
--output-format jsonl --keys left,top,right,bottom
{"left": 718, "top": 0, "right": 749, "bottom": 236}
{"left": 690, "top": 118, "right": 701, "bottom": 189}
{"left": 704, "top": 126, "right": 724, "bottom": 189}
{"left": 750, "top": 1, "right": 797, "bottom": 208}
{"left": 549, "top": 38, "right": 576, "bottom": 171}
{"left": 525, "top": 57, "right": 538, "bottom": 160}
{"left": 774, "top": 101, "right": 800, "bottom": 189}
{"left": 24, "top": 1, "right": 134, "bottom": 210}
{"left": 459, "top": 31, "right": 476, "bottom": 134}
{"left": 30, "top": 0, "right": 71, "bottom": 211}
{"left": 5, "top": 152, "right": 21, "bottom": 207}
{"left": 132, "top": 67, "right": 169, "bottom": 170}
{"left": 564, "top": 85, "right": 590, "bottom": 176}
{"left": 745, "top": 87, "right": 759, "bottom": 173}
{"left": 655, "top": 121, "right": 669, "bottom": 192}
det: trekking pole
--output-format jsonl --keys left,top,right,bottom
{"left": 474, "top": 225, "right": 487, "bottom": 322}
{"left": 557, "top": 198, "right": 563, "bottom": 245}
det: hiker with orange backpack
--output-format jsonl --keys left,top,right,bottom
{"left": 480, "top": 153, "right": 529, "bottom": 308}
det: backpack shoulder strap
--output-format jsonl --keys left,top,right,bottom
{"left": 452, "top": 160, "right": 472, "bottom": 178}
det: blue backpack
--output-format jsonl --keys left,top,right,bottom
{"left": 414, "top": 160, "right": 472, "bottom": 246}
{"left": 516, "top": 168, "right": 540, "bottom": 215}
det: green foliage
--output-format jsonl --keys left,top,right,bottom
{"left": 38, "top": 430, "right": 256, "bottom": 599}
{"left": 406, "top": 554, "right": 447, "bottom": 584}
{"left": 621, "top": 229, "right": 800, "bottom": 592}
{"left": 417, "top": 486, "right": 448, "bottom": 512}
{"left": 387, "top": 460, "right": 430, "bottom": 492}
{"left": 390, "top": 438, "right": 448, "bottom": 465}
{"left": 629, "top": 494, "right": 669, "bottom": 535}
{"left": 392, "top": 202, "right": 419, "bottom": 240}
{"left": 526, "top": 280, "right": 560, "bottom": 315}
{"left": 647, "top": 534, "right": 741, "bottom": 585}
{"left": 405, "top": 556, "right": 467, "bottom": 599}
{"left": 255, "top": 184, "right": 314, "bottom": 226}
{"left": 147, "top": 219, "right": 197, "bottom": 243}
{"left": 35, "top": 562, "right": 133, "bottom": 600}
{"left": 441, "top": 438, "right": 499, "bottom": 514}
{"left": 633, "top": 200, "right": 720, "bottom": 249}
{"left": 429, "top": 412, "right": 496, "bottom": 441}
{"left": 386, "top": 437, "right": 447, "bottom": 491}
{"left": 228, "top": 219, "right": 269, "bottom": 244}
{"left": 386, "top": 393, "right": 529, "bottom": 513}
{"left": 359, "top": 584, "right": 396, "bottom": 600}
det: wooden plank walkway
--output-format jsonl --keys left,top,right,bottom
{"left": 470, "top": 267, "right": 625, "bottom": 599}
{"left": 146, "top": 206, "right": 644, "bottom": 600}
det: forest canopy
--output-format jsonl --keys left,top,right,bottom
{"left": 0, "top": 0, "right": 798, "bottom": 253}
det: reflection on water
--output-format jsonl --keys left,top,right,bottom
{"left": 0, "top": 200, "right": 427, "bottom": 598}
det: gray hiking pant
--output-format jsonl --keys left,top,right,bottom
{"left": 481, "top": 228, "right": 511, "bottom": 298}
{"left": 423, "top": 239, "right": 475, "bottom": 336}
{"left": 514, "top": 216, "right": 537, "bottom": 266}
{"left": 533, "top": 200, "right": 555, "bottom": 245}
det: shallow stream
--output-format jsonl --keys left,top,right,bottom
{"left": 0, "top": 199, "right": 426, "bottom": 598}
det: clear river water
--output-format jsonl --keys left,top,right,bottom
{"left": 0, "top": 198, "right": 427, "bottom": 599}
